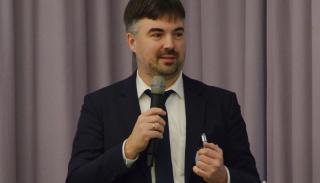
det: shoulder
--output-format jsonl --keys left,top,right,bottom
{"left": 183, "top": 74, "right": 236, "bottom": 99}
{"left": 84, "top": 73, "right": 136, "bottom": 103}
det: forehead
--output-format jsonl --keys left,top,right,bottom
{"left": 135, "top": 16, "right": 184, "bottom": 32}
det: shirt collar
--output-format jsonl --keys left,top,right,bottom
{"left": 136, "top": 71, "right": 184, "bottom": 99}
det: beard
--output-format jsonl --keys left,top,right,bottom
{"left": 150, "top": 60, "right": 181, "bottom": 76}
{"left": 149, "top": 48, "right": 184, "bottom": 77}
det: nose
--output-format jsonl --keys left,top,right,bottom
{"left": 163, "top": 35, "right": 174, "bottom": 49}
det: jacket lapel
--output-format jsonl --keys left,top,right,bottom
{"left": 118, "top": 72, "right": 151, "bottom": 182}
{"left": 118, "top": 72, "right": 141, "bottom": 135}
{"left": 183, "top": 75, "right": 206, "bottom": 183}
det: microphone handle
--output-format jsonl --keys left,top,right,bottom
{"left": 146, "top": 93, "right": 164, "bottom": 166}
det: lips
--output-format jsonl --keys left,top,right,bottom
{"left": 159, "top": 55, "right": 177, "bottom": 64}
{"left": 160, "top": 55, "right": 176, "bottom": 59}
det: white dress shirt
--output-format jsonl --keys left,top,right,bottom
{"left": 122, "top": 71, "right": 230, "bottom": 183}
{"left": 135, "top": 71, "right": 186, "bottom": 183}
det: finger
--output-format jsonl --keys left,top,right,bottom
{"left": 193, "top": 165, "right": 209, "bottom": 180}
{"left": 197, "top": 148, "right": 222, "bottom": 159}
{"left": 196, "top": 158, "right": 212, "bottom": 170}
{"left": 146, "top": 115, "right": 166, "bottom": 126}
{"left": 150, "top": 122, "right": 165, "bottom": 133}
{"left": 197, "top": 154, "right": 216, "bottom": 166}
{"left": 141, "top": 116, "right": 166, "bottom": 129}
{"left": 143, "top": 108, "right": 166, "bottom": 116}
{"left": 148, "top": 130, "right": 164, "bottom": 139}
{"left": 203, "top": 142, "right": 223, "bottom": 154}
{"left": 197, "top": 154, "right": 223, "bottom": 169}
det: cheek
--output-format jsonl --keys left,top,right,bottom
{"left": 140, "top": 44, "right": 161, "bottom": 59}
{"left": 177, "top": 41, "right": 186, "bottom": 52}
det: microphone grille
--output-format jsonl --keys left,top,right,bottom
{"left": 151, "top": 76, "right": 165, "bottom": 94}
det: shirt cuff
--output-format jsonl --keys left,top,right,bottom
{"left": 225, "top": 166, "right": 231, "bottom": 183}
{"left": 122, "top": 139, "right": 139, "bottom": 167}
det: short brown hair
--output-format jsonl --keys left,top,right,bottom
{"left": 124, "top": 0, "right": 185, "bottom": 32}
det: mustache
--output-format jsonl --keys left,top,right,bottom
{"left": 157, "top": 49, "right": 179, "bottom": 57}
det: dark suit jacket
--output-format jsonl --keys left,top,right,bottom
{"left": 66, "top": 73, "right": 260, "bottom": 183}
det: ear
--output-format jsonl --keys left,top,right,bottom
{"left": 127, "top": 32, "right": 136, "bottom": 53}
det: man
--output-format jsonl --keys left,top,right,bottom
{"left": 66, "top": 0, "right": 260, "bottom": 182}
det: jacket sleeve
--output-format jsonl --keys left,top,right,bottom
{"left": 224, "top": 93, "right": 261, "bottom": 183}
{"left": 66, "top": 94, "right": 129, "bottom": 183}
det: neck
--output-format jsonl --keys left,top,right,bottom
{"left": 138, "top": 71, "right": 180, "bottom": 89}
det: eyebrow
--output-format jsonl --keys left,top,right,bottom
{"left": 147, "top": 27, "right": 185, "bottom": 34}
{"left": 174, "top": 27, "right": 184, "bottom": 32}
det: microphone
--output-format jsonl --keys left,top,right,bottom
{"left": 146, "top": 76, "right": 165, "bottom": 167}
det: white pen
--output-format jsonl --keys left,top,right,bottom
{"left": 195, "top": 133, "right": 208, "bottom": 162}
{"left": 201, "top": 133, "right": 207, "bottom": 144}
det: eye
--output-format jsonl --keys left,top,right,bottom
{"left": 151, "top": 32, "right": 163, "bottom": 39}
{"left": 174, "top": 31, "right": 184, "bottom": 39}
